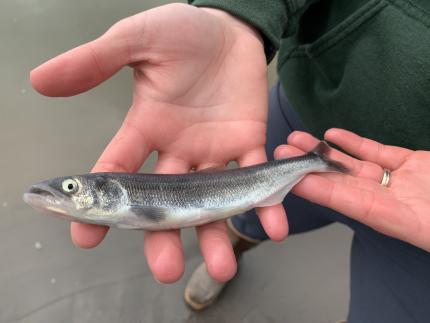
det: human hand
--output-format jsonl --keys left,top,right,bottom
{"left": 30, "top": 3, "right": 288, "bottom": 283}
{"left": 275, "top": 129, "right": 430, "bottom": 252}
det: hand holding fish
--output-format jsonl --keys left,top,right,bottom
{"left": 29, "top": 4, "right": 287, "bottom": 283}
{"left": 276, "top": 129, "right": 430, "bottom": 252}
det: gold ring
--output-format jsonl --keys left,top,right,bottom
{"left": 380, "top": 169, "right": 391, "bottom": 187}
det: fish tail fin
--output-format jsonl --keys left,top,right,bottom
{"left": 309, "top": 141, "right": 349, "bottom": 174}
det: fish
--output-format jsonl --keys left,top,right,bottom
{"left": 23, "top": 141, "right": 347, "bottom": 230}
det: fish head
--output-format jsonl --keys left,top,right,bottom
{"left": 23, "top": 174, "right": 127, "bottom": 223}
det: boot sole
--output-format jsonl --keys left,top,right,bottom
{"left": 183, "top": 287, "right": 218, "bottom": 311}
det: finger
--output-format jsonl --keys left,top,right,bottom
{"left": 287, "top": 131, "right": 383, "bottom": 182}
{"left": 292, "top": 173, "right": 414, "bottom": 244}
{"left": 274, "top": 144, "right": 305, "bottom": 159}
{"left": 144, "top": 230, "right": 184, "bottom": 284}
{"left": 324, "top": 128, "right": 412, "bottom": 170}
{"left": 143, "top": 155, "right": 191, "bottom": 283}
{"left": 196, "top": 221, "right": 237, "bottom": 282}
{"left": 238, "top": 148, "right": 289, "bottom": 241}
{"left": 30, "top": 17, "right": 139, "bottom": 97}
{"left": 93, "top": 109, "right": 152, "bottom": 173}
{"left": 293, "top": 171, "right": 389, "bottom": 198}
{"left": 70, "top": 223, "right": 108, "bottom": 248}
{"left": 196, "top": 163, "right": 226, "bottom": 171}
{"left": 194, "top": 162, "right": 236, "bottom": 282}
{"left": 154, "top": 154, "right": 191, "bottom": 174}
{"left": 70, "top": 111, "right": 153, "bottom": 248}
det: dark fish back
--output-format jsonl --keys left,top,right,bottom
{"left": 99, "top": 166, "right": 274, "bottom": 208}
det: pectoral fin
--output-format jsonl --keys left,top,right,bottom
{"left": 130, "top": 206, "right": 168, "bottom": 223}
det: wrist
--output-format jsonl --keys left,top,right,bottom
{"left": 200, "top": 7, "right": 264, "bottom": 50}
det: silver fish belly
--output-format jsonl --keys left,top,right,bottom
{"left": 23, "top": 142, "right": 347, "bottom": 230}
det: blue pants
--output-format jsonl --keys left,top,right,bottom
{"left": 231, "top": 82, "right": 352, "bottom": 241}
{"left": 231, "top": 83, "right": 430, "bottom": 323}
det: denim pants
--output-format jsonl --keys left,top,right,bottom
{"left": 231, "top": 82, "right": 344, "bottom": 240}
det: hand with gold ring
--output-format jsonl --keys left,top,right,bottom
{"left": 275, "top": 128, "right": 430, "bottom": 252}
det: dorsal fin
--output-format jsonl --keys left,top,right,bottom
{"left": 309, "top": 141, "right": 331, "bottom": 157}
{"left": 309, "top": 141, "right": 349, "bottom": 174}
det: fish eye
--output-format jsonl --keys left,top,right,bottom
{"left": 62, "top": 179, "right": 78, "bottom": 193}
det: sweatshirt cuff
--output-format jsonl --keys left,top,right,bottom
{"left": 188, "top": 0, "right": 289, "bottom": 63}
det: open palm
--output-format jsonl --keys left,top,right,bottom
{"left": 30, "top": 4, "right": 288, "bottom": 283}
{"left": 276, "top": 129, "right": 430, "bottom": 252}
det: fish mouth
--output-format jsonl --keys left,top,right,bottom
{"left": 23, "top": 183, "right": 77, "bottom": 220}
{"left": 28, "top": 187, "right": 57, "bottom": 199}
{"left": 23, "top": 183, "right": 64, "bottom": 208}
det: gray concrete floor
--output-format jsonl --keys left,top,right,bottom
{"left": 0, "top": 1, "right": 352, "bottom": 322}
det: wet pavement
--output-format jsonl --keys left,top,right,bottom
{"left": 0, "top": 1, "right": 352, "bottom": 322}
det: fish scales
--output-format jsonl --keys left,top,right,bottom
{"left": 114, "top": 164, "right": 276, "bottom": 209}
{"left": 23, "top": 142, "right": 348, "bottom": 230}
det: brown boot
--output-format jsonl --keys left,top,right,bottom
{"left": 184, "top": 218, "right": 260, "bottom": 310}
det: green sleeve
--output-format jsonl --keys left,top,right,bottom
{"left": 188, "top": 0, "right": 292, "bottom": 63}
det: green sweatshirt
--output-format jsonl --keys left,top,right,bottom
{"left": 189, "top": 0, "right": 430, "bottom": 150}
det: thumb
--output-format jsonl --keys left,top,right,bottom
{"left": 30, "top": 17, "right": 140, "bottom": 97}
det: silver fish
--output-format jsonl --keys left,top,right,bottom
{"left": 23, "top": 142, "right": 347, "bottom": 230}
